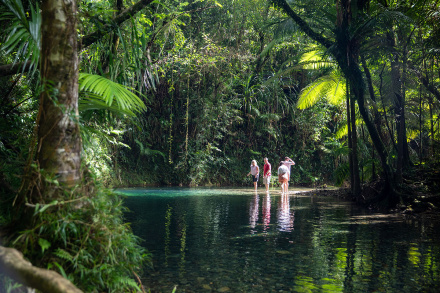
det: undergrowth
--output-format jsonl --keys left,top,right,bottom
{"left": 2, "top": 178, "right": 150, "bottom": 292}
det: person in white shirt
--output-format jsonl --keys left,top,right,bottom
{"left": 281, "top": 157, "right": 295, "bottom": 194}
{"left": 278, "top": 163, "right": 289, "bottom": 194}
{"left": 247, "top": 160, "right": 260, "bottom": 191}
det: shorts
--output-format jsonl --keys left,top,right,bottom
{"left": 263, "top": 176, "right": 271, "bottom": 185}
{"left": 278, "top": 173, "right": 288, "bottom": 183}
{"left": 252, "top": 175, "right": 259, "bottom": 182}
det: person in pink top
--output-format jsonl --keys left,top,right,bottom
{"left": 281, "top": 157, "right": 295, "bottom": 194}
{"left": 263, "top": 157, "right": 272, "bottom": 192}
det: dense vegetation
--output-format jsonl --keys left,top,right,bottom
{"left": 0, "top": 0, "right": 439, "bottom": 291}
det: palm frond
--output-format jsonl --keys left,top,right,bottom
{"left": 335, "top": 124, "right": 348, "bottom": 139}
{"left": 273, "top": 17, "right": 299, "bottom": 39}
{"left": 326, "top": 71, "right": 346, "bottom": 105}
{"left": 79, "top": 95, "right": 136, "bottom": 117}
{"left": 297, "top": 78, "right": 329, "bottom": 109}
{"left": 78, "top": 73, "right": 147, "bottom": 115}
{"left": 1, "top": 0, "right": 41, "bottom": 75}
{"left": 299, "top": 50, "right": 334, "bottom": 69}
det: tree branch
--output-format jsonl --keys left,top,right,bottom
{"left": 81, "top": 0, "right": 155, "bottom": 48}
{"left": 272, "top": 0, "right": 333, "bottom": 49}
{"left": 0, "top": 61, "right": 32, "bottom": 77}
{"left": 0, "top": 246, "right": 83, "bottom": 293}
{"left": 420, "top": 73, "right": 440, "bottom": 102}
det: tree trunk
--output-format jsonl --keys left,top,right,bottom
{"left": 346, "top": 82, "right": 354, "bottom": 190}
{"left": 348, "top": 61, "right": 396, "bottom": 198}
{"left": 350, "top": 88, "right": 361, "bottom": 196}
{"left": 34, "top": 0, "right": 81, "bottom": 201}
{"left": 276, "top": 0, "right": 398, "bottom": 201}
{"left": 388, "top": 30, "right": 411, "bottom": 183}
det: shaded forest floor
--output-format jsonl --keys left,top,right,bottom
{"left": 301, "top": 163, "right": 440, "bottom": 221}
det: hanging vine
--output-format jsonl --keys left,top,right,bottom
{"left": 168, "top": 61, "right": 174, "bottom": 164}
{"left": 185, "top": 76, "right": 190, "bottom": 161}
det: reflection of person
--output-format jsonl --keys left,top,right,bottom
{"left": 249, "top": 192, "right": 259, "bottom": 231}
{"left": 262, "top": 193, "right": 271, "bottom": 232}
{"left": 277, "top": 192, "right": 294, "bottom": 232}
{"left": 278, "top": 163, "right": 289, "bottom": 194}
{"left": 281, "top": 157, "right": 295, "bottom": 194}
{"left": 263, "top": 157, "right": 271, "bottom": 192}
{"left": 247, "top": 160, "right": 260, "bottom": 191}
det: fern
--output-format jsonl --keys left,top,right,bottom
{"left": 112, "top": 276, "right": 140, "bottom": 291}
{"left": 54, "top": 248, "right": 74, "bottom": 263}
{"left": 297, "top": 70, "right": 346, "bottom": 109}
{"left": 335, "top": 162, "right": 350, "bottom": 186}
{"left": 79, "top": 73, "right": 146, "bottom": 115}
{"left": 299, "top": 50, "right": 335, "bottom": 70}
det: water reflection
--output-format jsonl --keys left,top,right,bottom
{"left": 277, "top": 193, "right": 294, "bottom": 232}
{"left": 262, "top": 193, "right": 271, "bottom": 232}
{"left": 249, "top": 192, "right": 259, "bottom": 232}
{"left": 121, "top": 188, "right": 440, "bottom": 293}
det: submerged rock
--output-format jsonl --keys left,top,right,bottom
{"left": 202, "top": 284, "right": 212, "bottom": 290}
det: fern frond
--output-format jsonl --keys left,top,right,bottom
{"left": 112, "top": 276, "right": 140, "bottom": 291}
{"left": 335, "top": 162, "right": 350, "bottom": 186}
{"left": 297, "top": 75, "right": 333, "bottom": 109}
{"left": 336, "top": 124, "right": 348, "bottom": 139}
{"left": 327, "top": 71, "right": 346, "bottom": 105}
{"left": 299, "top": 50, "right": 334, "bottom": 69}
{"left": 54, "top": 248, "right": 74, "bottom": 263}
{"left": 79, "top": 73, "right": 146, "bottom": 114}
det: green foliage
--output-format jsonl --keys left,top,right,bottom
{"left": 11, "top": 180, "right": 150, "bottom": 292}
{"left": 0, "top": 0, "right": 40, "bottom": 75}
{"left": 79, "top": 73, "right": 146, "bottom": 115}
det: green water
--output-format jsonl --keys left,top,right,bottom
{"left": 119, "top": 187, "right": 440, "bottom": 292}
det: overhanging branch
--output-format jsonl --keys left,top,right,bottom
{"left": 0, "top": 246, "right": 83, "bottom": 293}
{"left": 81, "top": 0, "right": 155, "bottom": 48}
{"left": 272, "top": 0, "right": 333, "bottom": 49}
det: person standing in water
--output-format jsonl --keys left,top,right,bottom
{"left": 247, "top": 160, "right": 260, "bottom": 191}
{"left": 278, "top": 162, "right": 289, "bottom": 194}
{"left": 263, "top": 157, "right": 272, "bottom": 193}
{"left": 281, "top": 157, "right": 295, "bottom": 194}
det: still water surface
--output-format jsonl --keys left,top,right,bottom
{"left": 119, "top": 187, "right": 440, "bottom": 292}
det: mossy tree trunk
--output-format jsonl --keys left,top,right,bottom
{"left": 34, "top": 0, "right": 81, "bottom": 201}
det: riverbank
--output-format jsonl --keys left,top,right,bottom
{"left": 295, "top": 182, "right": 440, "bottom": 223}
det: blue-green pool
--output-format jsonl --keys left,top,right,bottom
{"left": 119, "top": 187, "right": 440, "bottom": 292}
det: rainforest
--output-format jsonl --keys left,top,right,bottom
{"left": 0, "top": 0, "right": 439, "bottom": 292}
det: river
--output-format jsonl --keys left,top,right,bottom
{"left": 119, "top": 187, "right": 440, "bottom": 292}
